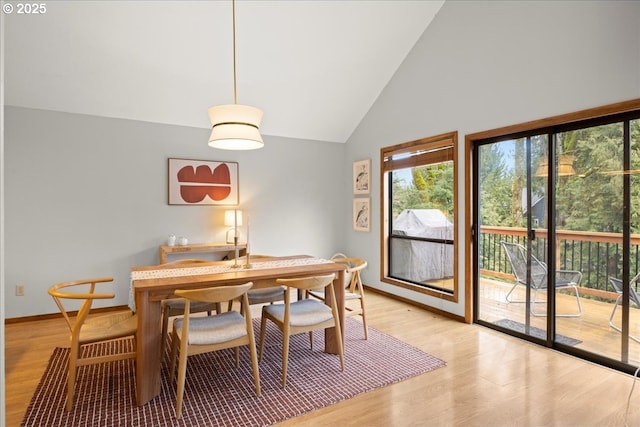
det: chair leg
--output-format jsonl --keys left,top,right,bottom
{"left": 234, "top": 347, "right": 239, "bottom": 368}
{"left": 66, "top": 342, "right": 80, "bottom": 412}
{"left": 258, "top": 314, "right": 267, "bottom": 362}
{"left": 609, "top": 296, "right": 640, "bottom": 343}
{"left": 308, "top": 331, "right": 314, "bottom": 350}
{"left": 248, "top": 340, "right": 261, "bottom": 396}
{"left": 360, "top": 298, "right": 368, "bottom": 340}
{"left": 169, "top": 331, "right": 180, "bottom": 382}
{"left": 609, "top": 295, "right": 622, "bottom": 331}
{"left": 505, "top": 282, "right": 520, "bottom": 303}
{"left": 175, "top": 342, "right": 189, "bottom": 419}
{"left": 333, "top": 319, "right": 345, "bottom": 372}
{"left": 530, "top": 287, "right": 582, "bottom": 317}
{"left": 281, "top": 330, "right": 290, "bottom": 388}
{"left": 160, "top": 306, "right": 170, "bottom": 358}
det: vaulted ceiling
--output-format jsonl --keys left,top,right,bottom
{"left": 4, "top": 1, "right": 444, "bottom": 143}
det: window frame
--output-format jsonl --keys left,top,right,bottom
{"left": 380, "top": 131, "right": 459, "bottom": 303}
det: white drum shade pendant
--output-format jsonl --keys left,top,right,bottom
{"left": 208, "top": 104, "right": 263, "bottom": 150}
{"left": 208, "top": 0, "right": 264, "bottom": 150}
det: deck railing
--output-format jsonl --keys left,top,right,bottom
{"left": 479, "top": 226, "right": 640, "bottom": 299}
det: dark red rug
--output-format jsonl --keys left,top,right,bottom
{"left": 21, "top": 318, "right": 445, "bottom": 426}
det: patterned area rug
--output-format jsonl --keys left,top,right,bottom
{"left": 22, "top": 318, "right": 445, "bottom": 426}
{"left": 493, "top": 318, "right": 582, "bottom": 346}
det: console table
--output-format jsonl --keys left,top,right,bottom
{"left": 159, "top": 242, "right": 247, "bottom": 264}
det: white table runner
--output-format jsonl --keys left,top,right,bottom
{"left": 129, "top": 257, "right": 333, "bottom": 311}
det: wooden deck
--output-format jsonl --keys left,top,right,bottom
{"left": 479, "top": 277, "right": 640, "bottom": 366}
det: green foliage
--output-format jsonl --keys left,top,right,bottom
{"left": 391, "top": 161, "right": 454, "bottom": 220}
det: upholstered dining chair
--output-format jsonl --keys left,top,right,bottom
{"left": 258, "top": 274, "right": 344, "bottom": 388}
{"left": 227, "top": 255, "right": 286, "bottom": 313}
{"left": 169, "top": 282, "right": 261, "bottom": 418}
{"left": 160, "top": 259, "right": 221, "bottom": 356}
{"left": 48, "top": 277, "right": 137, "bottom": 411}
{"left": 308, "top": 253, "right": 369, "bottom": 339}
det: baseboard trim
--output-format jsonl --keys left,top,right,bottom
{"left": 4, "top": 305, "right": 131, "bottom": 324}
{"left": 365, "top": 285, "right": 465, "bottom": 323}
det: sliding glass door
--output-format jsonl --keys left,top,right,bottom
{"left": 475, "top": 135, "right": 549, "bottom": 342}
{"left": 473, "top": 109, "right": 640, "bottom": 372}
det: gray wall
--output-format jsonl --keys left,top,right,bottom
{"left": 4, "top": 107, "right": 345, "bottom": 318}
{"left": 344, "top": 0, "right": 640, "bottom": 317}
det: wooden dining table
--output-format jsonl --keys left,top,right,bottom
{"left": 131, "top": 254, "right": 347, "bottom": 406}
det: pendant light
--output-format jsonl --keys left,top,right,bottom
{"left": 208, "top": 0, "right": 264, "bottom": 150}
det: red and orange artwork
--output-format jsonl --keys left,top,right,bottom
{"left": 168, "top": 159, "right": 238, "bottom": 205}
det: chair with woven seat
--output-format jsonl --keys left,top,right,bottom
{"left": 308, "top": 253, "right": 368, "bottom": 339}
{"left": 48, "top": 277, "right": 137, "bottom": 411}
{"left": 608, "top": 273, "right": 640, "bottom": 343}
{"left": 169, "top": 282, "right": 261, "bottom": 418}
{"left": 160, "top": 258, "right": 221, "bottom": 356}
{"left": 258, "top": 274, "right": 344, "bottom": 388}
{"left": 501, "top": 241, "right": 582, "bottom": 317}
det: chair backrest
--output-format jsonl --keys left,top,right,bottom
{"left": 609, "top": 274, "right": 640, "bottom": 307}
{"left": 501, "top": 241, "right": 548, "bottom": 289}
{"left": 175, "top": 282, "right": 254, "bottom": 306}
{"left": 331, "top": 257, "right": 367, "bottom": 292}
{"left": 331, "top": 253, "right": 353, "bottom": 286}
{"left": 48, "top": 277, "right": 117, "bottom": 337}
{"left": 276, "top": 274, "right": 336, "bottom": 292}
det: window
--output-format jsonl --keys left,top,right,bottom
{"left": 380, "top": 132, "right": 458, "bottom": 301}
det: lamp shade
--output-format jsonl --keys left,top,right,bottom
{"left": 535, "top": 154, "right": 575, "bottom": 177}
{"left": 208, "top": 104, "right": 264, "bottom": 150}
{"left": 224, "top": 209, "right": 243, "bottom": 227}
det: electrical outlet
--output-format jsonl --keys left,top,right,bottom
{"left": 15, "top": 284, "right": 25, "bottom": 296}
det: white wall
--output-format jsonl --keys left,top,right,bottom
{"left": 344, "top": 0, "right": 640, "bottom": 317}
{"left": 4, "top": 107, "right": 345, "bottom": 318}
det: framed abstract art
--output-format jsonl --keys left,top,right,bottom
{"left": 168, "top": 158, "right": 239, "bottom": 205}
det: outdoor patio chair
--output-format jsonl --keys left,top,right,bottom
{"left": 501, "top": 241, "right": 582, "bottom": 317}
{"left": 608, "top": 273, "right": 640, "bottom": 343}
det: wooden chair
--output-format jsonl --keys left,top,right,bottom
{"left": 227, "top": 255, "right": 285, "bottom": 313}
{"left": 258, "top": 274, "right": 344, "bottom": 388}
{"left": 48, "top": 277, "right": 137, "bottom": 411}
{"left": 308, "top": 254, "right": 369, "bottom": 339}
{"left": 160, "top": 259, "right": 221, "bottom": 356}
{"left": 169, "top": 282, "right": 260, "bottom": 418}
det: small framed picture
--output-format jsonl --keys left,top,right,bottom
{"left": 168, "top": 158, "right": 239, "bottom": 205}
{"left": 353, "top": 198, "right": 371, "bottom": 232}
{"left": 353, "top": 159, "right": 371, "bottom": 194}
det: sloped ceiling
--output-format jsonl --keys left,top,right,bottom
{"left": 3, "top": 1, "right": 444, "bottom": 143}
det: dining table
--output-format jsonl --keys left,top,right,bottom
{"left": 130, "top": 254, "right": 347, "bottom": 406}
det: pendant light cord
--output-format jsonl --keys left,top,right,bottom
{"left": 232, "top": 0, "right": 237, "bottom": 105}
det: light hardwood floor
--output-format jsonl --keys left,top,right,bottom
{"left": 5, "top": 291, "right": 640, "bottom": 426}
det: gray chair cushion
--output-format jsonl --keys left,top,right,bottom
{"left": 173, "top": 311, "right": 247, "bottom": 345}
